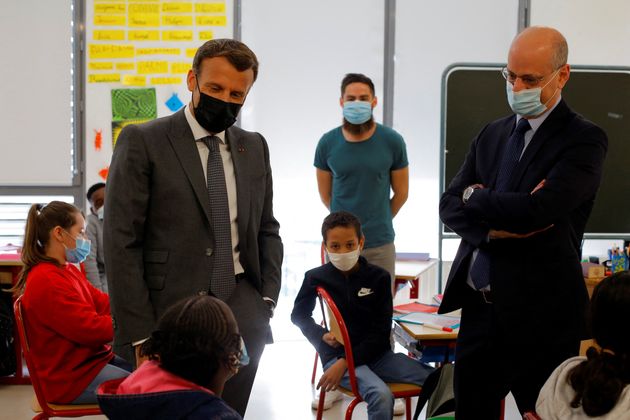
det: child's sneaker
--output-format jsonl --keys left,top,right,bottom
{"left": 394, "top": 398, "right": 405, "bottom": 416}
{"left": 311, "top": 389, "right": 343, "bottom": 410}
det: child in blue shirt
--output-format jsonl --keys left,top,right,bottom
{"left": 291, "top": 211, "right": 434, "bottom": 420}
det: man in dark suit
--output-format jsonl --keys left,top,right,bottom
{"left": 439, "top": 27, "right": 607, "bottom": 419}
{"left": 104, "top": 39, "right": 283, "bottom": 416}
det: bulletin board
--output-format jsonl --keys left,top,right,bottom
{"left": 84, "top": 0, "right": 234, "bottom": 188}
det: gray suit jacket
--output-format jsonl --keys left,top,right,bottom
{"left": 103, "top": 108, "right": 283, "bottom": 353}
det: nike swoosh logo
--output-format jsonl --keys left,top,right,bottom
{"left": 357, "top": 290, "right": 374, "bottom": 297}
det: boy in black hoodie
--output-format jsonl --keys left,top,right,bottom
{"left": 291, "top": 211, "right": 433, "bottom": 420}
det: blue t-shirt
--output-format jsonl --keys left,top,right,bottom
{"left": 314, "top": 123, "right": 408, "bottom": 248}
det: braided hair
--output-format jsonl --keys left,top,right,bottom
{"left": 569, "top": 271, "right": 630, "bottom": 416}
{"left": 141, "top": 295, "right": 242, "bottom": 388}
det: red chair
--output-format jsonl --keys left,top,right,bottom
{"left": 310, "top": 243, "right": 327, "bottom": 384}
{"left": 13, "top": 295, "right": 102, "bottom": 419}
{"left": 315, "top": 286, "right": 422, "bottom": 420}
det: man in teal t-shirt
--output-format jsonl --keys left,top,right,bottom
{"left": 314, "top": 73, "right": 409, "bottom": 291}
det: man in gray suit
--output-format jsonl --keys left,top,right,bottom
{"left": 104, "top": 39, "right": 283, "bottom": 416}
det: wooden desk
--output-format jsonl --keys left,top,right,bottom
{"left": 394, "top": 258, "right": 439, "bottom": 301}
{"left": 0, "top": 256, "right": 30, "bottom": 385}
{"left": 395, "top": 312, "right": 459, "bottom": 363}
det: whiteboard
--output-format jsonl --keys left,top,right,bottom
{"left": 84, "top": 0, "right": 234, "bottom": 188}
{"left": 0, "top": 0, "right": 74, "bottom": 186}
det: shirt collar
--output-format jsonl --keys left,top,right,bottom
{"left": 184, "top": 104, "right": 226, "bottom": 144}
{"left": 517, "top": 95, "right": 562, "bottom": 134}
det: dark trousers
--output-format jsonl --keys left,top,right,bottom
{"left": 221, "top": 277, "right": 272, "bottom": 417}
{"left": 453, "top": 287, "right": 579, "bottom": 419}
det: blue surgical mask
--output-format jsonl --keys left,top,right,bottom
{"left": 343, "top": 101, "right": 372, "bottom": 124}
{"left": 505, "top": 69, "right": 560, "bottom": 117}
{"left": 97, "top": 206, "right": 104, "bottom": 220}
{"left": 238, "top": 336, "right": 250, "bottom": 368}
{"left": 63, "top": 231, "right": 91, "bottom": 264}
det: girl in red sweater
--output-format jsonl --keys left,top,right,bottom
{"left": 10, "top": 201, "right": 130, "bottom": 404}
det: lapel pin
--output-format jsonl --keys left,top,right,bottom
{"left": 238, "top": 144, "right": 246, "bottom": 153}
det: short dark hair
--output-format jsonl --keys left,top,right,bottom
{"left": 193, "top": 38, "right": 259, "bottom": 81}
{"left": 321, "top": 211, "right": 363, "bottom": 243}
{"left": 86, "top": 183, "right": 105, "bottom": 202}
{"left": 141, "top": 295, "right": 241, "bottom": 388}
{"left": 340, "top": 73, "right": 375, "bottom": 97}
{"left": 568, "top": 271, "right": 630, "bottom": 416}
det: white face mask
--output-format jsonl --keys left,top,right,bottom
{"left": 327, "top": 249, "right": 360, "bottom": 272}
{"left": 97, "top": 206, "right": 104, "bottom": 220}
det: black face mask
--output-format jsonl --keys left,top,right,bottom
{"left": 193, "top": 79, "right": 243, "bottom": 134}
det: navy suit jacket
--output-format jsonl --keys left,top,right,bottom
{"left": 439, "top": 99, "right": 607, "bottom": 340}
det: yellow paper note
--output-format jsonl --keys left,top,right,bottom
{"left": 116, "top": 62, "right": 135, "bottom": 70}
{"left": 94, "top": 3, "right": 126, "bottom": 14}
{"left": 185, "top": 48, "right": 198, "bottom": 58}
{"left": 151, "top": 76, "right": 182, "bottom": 85}
{"left": 162, "top": 30, "right": 193, "bottom": 41}
{"left": 88, "top": 74, "right": 121, "bottom": 83}
{"left": 196, "top": 16, "right": 227, "bottom": 26}
{"left": 122, "top": 75, "right": 147, "bottom": 86}
{"left": 128, "top": 30, "right": 160, "bottom": 41}
{"left": 137, "top": 61, "right": 169, "bottom": 74}
{"left": 136, "top": 47, "right": 180, "bottom": 55}
{"left": 89, "top": 44, "right": 135, "bottom": 59}
{"left": 171, "top": 62, "right": 190, "bottom": 74}
{"left": 162, "top": 15, "right": 193, "bottom": 26}
{"left": 93, "top": 30, "right": 125, "bottom": 41}
{"left": 162, "top": 2, "right": 193, "bottom": 13}
{"left": 128, "top": 4, "right": 160, "bottom": 14}
{"left": 89, "top": 62, "right": 114, "bottom": 70}
{"left": 199, "top": 31, "right": 213, "bottom": 40}
{"left": 195, "top": 3, "right": 225, "bottom": 13}
{"left": 128, "top": 14, "right": 160, "bottom": 27}
{"left": 94, "top": 15, "right": 126, "bottom": 25}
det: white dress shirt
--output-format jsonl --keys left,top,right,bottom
{"left": 184, "top": 104, "right": 244, "bottom": 275}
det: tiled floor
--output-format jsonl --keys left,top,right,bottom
{"left": 0, "top": 339, "right": 523, "bottom": 420}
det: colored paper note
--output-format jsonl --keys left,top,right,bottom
{"left": 94, "top": 129, "right": 103, "bottom": 151}
{"left": 128, "top": 4, "right": 160, "bottom": 13}
{"left": 136, "top": 47, "right": 180, "bottom": 55}
{"left": 162, "top": 30, "right": 193, "bottom": 41}
{"left": 88, "top": 73, "right": 121, "bottom": 83}
{"left": 89, "top": 62, "right": 114, "bottom": 70}
{"left": 98, "top": 167, "right": 109, "bottom": 181}
{"left": 94, "top": 15, "right": 126, "bottom": 25}
{"left": 165, "top": 93, "right": 184, "bottom": 111}
{"left": 162, "top": 15, "right": 193, "bottom": 26}
{"left": 93, "top": 30, "right": 125, "bottom": 41}
{"left": 89, "top": 44, "right": 135, "bottom": 59}
{"left": 111, "top": 88, "right": 157, "bottom": 121}
{"left": 116, "top": 62, "right": 135, "bottom": 70}
{"left": 185, "top": 48, "right": 198, "bottom": 58}
{"left": 195, "top": 3, "right": 225, "bottom": 13}
{"left": 128, "top": 14, "right": 160, "bottom": 27}
{"left": 94, "top": 3, "right": 126, "bottom": 13}
{"left": 162, "top": 2, "right": 193, "bottom": 13}
{"left": 137, "top": 61, "right": 169, "bottom": 74}
{"left": 196, "top": 16, "right": 227, "bottom": 26}
{"left": 170, "top": 62, "right": 190, "bottom": 74}
{"left": 128, "top": 30, "right": 160, "bottom": 41}
{"left": 122, "top": 75, "right": 147, "bottom": 86}
{"left": 112, "top": 119, "right": 152, "bottom": 148}
{"left": 199, "top": 31, "right": 213, "bottom": 40}
{"left": 151, "top": 77, "right": 182, "bottom": 85}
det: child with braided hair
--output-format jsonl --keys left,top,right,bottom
{"left": 98, "top": 295, "right": 247, "bottom": 419}
{"left": 536, "top": 271, "right": 630, "bottom": 419}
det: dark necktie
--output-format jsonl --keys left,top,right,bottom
{"left": 470, "top": 118, "right": 531, "bottom": 290}
{"left": 202, "top": 136, "right": 235, "bottom": 300}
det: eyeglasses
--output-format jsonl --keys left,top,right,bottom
{"left": 501, "top": 67, "right": 557, "bottom": 89}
